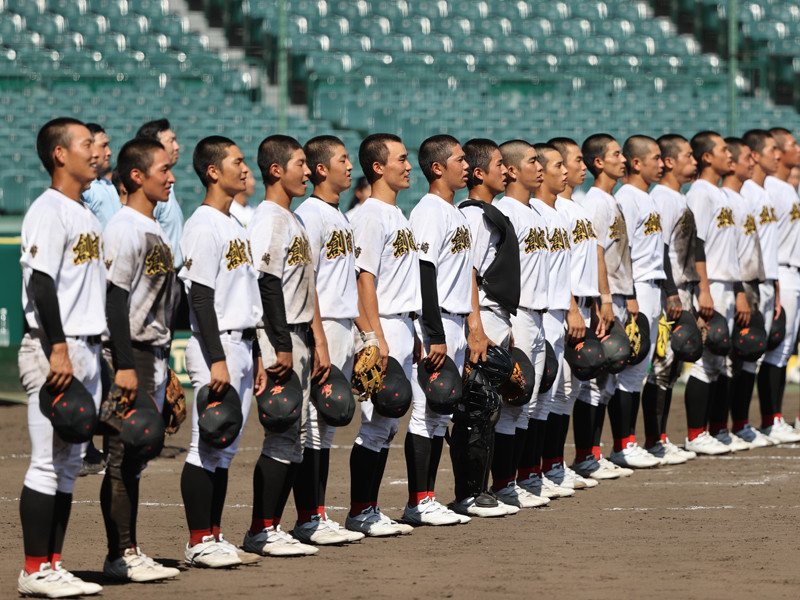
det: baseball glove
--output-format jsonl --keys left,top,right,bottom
{"left": 163, "top": 368, "right": 187, "bottom": 435}
{"left": 656, "top": 314, "right": 672, "bottom": 358}
{"left": 499, "top": 360, "right": 527, "bottom": 405}
{"left": 625, "top": 313, "right": 642, "bottom": 358}
{"left": 99, "top": 383, "right": 133, "bottom": 434}
{"left": 351, "top": 332, "right": 384, "bottom": 400}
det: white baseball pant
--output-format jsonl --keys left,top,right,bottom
{"left": 616, "top": 280, "right": 661, "bottom": 394}
{"left": 764, "top": 266, "right": 800, "bottom": 368}
{"left": 557, "top": 304, "right": 593, "bottom": 413}
{"left": 534, "top": 309, "right": 567, "bottom": 418}
{"left": 741, "top": 279, "right": 776, "bottom": 374}
{"left": 587, "top": 295, "right": 629, "bottom": 406}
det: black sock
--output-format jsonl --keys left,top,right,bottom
{"left": 319, "top": 448, "right": 330, "bottom": 509}
{"left": 20, "top": 486, "right": 54, "bottom": 559}
{"left": 642, "top": 383, "right": 661, "bottom": 441}
{"left": 181, "top": 463, "right": 214, "bottom": 532}
{"left": 758, "top": 362, "right": 785, "bottom": 418}
{"left": 776, "top": 365, "right": 788, "bottom": 415}
{"left": 608, "top": 389, "right": 634, "bottom": 440}
{"left": 274, "top": 463, "right": 299, "bottom": 521}
{"left": 731, "top": 371, "right": 756, "bottom": 424}
{"left": 629, "top": 391, "right": 641, "bottom": 438}
{"left": 530, "top": 418, "right": 546, "bottom": 471}
{"left": 370, "top": 448, "right": 390, "bottom": 504}
{"left": 572, "top": 400, "right": 595, "bottom": 456}
{"left": 51, "top": 491, "right": 72, "bottom": 558}
{"left": 210, "top": 467, "right": 228, "bottom": 531}
{"left": 293, "top": 448, "right": 321, "bottom": 513}
{"left": 661, "top": 387, "right": 673, "bottom": 435}
{"left": 427, "top": 435, "right": 444, "bottom": 493}
{"left": 542, "top": 412, "right": 563, "bottom": 462}
{"left": 512, "top": 427, "right": 527, "bottom": 471}
{"left": 350, "top": 444, "right": 379, "bottom": 508}
{"left": 404, "top": 432, "right": 432, "bottom": 500}
{"left": 252, "top": 454, "right": 293, "bottom": 522}
{"left": 559, "top": 413, "right": 571, "bottom": 453}
{"left": 593, "top": 406, "right": 606, "bottom": 448}
{"left": 490, "top": 432, "right": 515, "bottom": 485}
{"left": 101, "top": 473, "right": 137, "bottom": 559}
{"left": 685, "top": 376, "right": 711, "bottom": 431}
{"left": 708, "top": 375, "right": 732, "bottom": 430}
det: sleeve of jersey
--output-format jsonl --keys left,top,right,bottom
{"left": 590, "top": 200, "right": 610, "bottom": 250}
{"left": 250, "top": 211, "right": 288, "bottom": 279}
{"left": 410, "top": 205, "right": 444, "bottom": 268}
{"left": 616, "top": 195, "right": 637, "bottom": 249}
{"left": 20, "top": 206, "right": 67, "bottom": 280}
{"left": 106, "top": 283, "right": 135, "bottom": 370}
{"left": 180, "top": 223, "right": 219, "bottom": 288}
{"left": 686, "top": 189, "right": 711, "bottom": 242}
{"left": 294, "top": 209, "right": 323, "bottom": 272}
{"left": 419, "top": 260, "right": 445, "bottom": 345}
{"left": 104, "top": 223, "right": 137, "bottom": 292}
{"left": 351, "top": 210, "right": 382, "bottom": 276}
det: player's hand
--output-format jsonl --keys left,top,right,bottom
{"left": 626, "top": 298, "right": 639, "bottom": 320}
{"left": 566, "top": 306, "right": 586, "bottom": 345}
{"left": 46, "top": 342, "right": 73, "bottom": 393}
{"left": 735, "top": 292, "right": 751, "bottom": 327}
{"left": 377, "top": 333, "right": 389, "bottom": 372}
{"left": 774, "top": 294, "right": 781, "bottom": 320}
{"left": 209, "top": 360, "right": 230, "bottom": 395}
{"left": 697, "top": 288, "right": 714, "bottom": 320}
{"left": 312, "top": 342, "right": 331, "bottom": 385}
{"left": 267, "top": 351, "right": 293, "bottom": 383}
{"left": 467, "top": 327, "right": 493, "bottom": 364}
{"left": 412, "top": 334, "right": 422, "bottom": 365}
{"left": 666, "top": 294, "right": 682, "bottom": 321}
{"left": 425, "top": 343, "right": 447, "bottom": 370}
{"left": 597, "top": 302, "right": 614, "bottom": 337}
{"left": 114, "top": 368, "right": 138, "bottom": 402}
{"left": 509, "top": 331, "right": 515, "bottom": 349}
{"left": 254, "top": 357, "right": 267, "bottom": 396}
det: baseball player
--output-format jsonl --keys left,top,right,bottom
{"left": 17, "top": 118, "right": 105, "bottom": 598}
{"left": 683, "top": 131, "right": 749, "bottom": 455}
{"left": 455, "top": 138, "right": 530, "bottom": 515}
{"left": 229, "top": 168, "right": 257, "bottom": 228}
{"left": 81, "top": 123, "right": 121, "bottom": 229}
{"left": 404, "top": 135, "right": 480, "bottom": 525}
{"left": 760, "top": 127, "right": 800, "bottom": 441}
{"left": 615, "top": 136, "right": 672, "bottom": 463}
{"left": 345, "top": 133, "right": 418, "bottom": 536}
{"left": 643, "top": 134, "right": 702, "bottom": 462}
{"left": 100, "top": 138, "right": 181, "bottom": 582}
{"left": 528, "top": 143, "right": 594, "bottom": 491}
{"left": 581, "top": 134, "right": 656, "bottom": 469}
{"left": 243, "top": 135, "right": 328, "bottom": 557}
{"left": 494, "top": 141, "right": 564, "bottom": 504}
{"left": 735, "top": 129, "right": 783, "bottom": 445}
{"left": 291, "top": 135, "right": 366, "bottom": 544}
{"left": 180, "top": 136, "right": 265, "bottom": 568}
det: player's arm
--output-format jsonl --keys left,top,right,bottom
{"left": 30, "top": 270, "right": 72, "bottom": 393}
{"left": 566, "top": 294, "right": 586, "bottom": 344}
{"left": 419, "top": 260, "right": 447, "bottom": 370}
{"left": 694, "top": 238, "right": 714, "bottom": 320}
{"left": 191, "top": 283, "right": 230, "bottom": 394}
{"left": 309, "top": 290, "right": 331, "bottom": 384}
{"left": 258, "top": 273, "right": 293, "bottom": 382}
{"left": 774, "top": 280, "right": 781, "bottom": 319}
{"left": 661, "top": 243, "right": 682, "bottom": 320}
{"left": 466, "top": 267, "right": 492, "bottom": 363}
{"left": 594, "top": 245, "right": 614, "bottom": 336}
{"left": 733, "top": 281, "right": 751, "bottom": 327}
{"left": 106, "top": 284, "right": 138, "bottom": 401}
{"left": 357, "top": 270, "right": 388, "bottom": 371}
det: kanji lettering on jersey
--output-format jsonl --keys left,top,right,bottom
{"left": 716, "top": 207, "right": 735, "bottom": 228}
{"left": 609, "top": 215, "right": 626, "bottom": 240}
{"left": 450, "top": 226, "right": 471, "bottom": 254}
{"left": 288, "top": 235, "right": 312, "bottom": 266}
{"left": 226, "top": 239, "right": 252, "bottom": 270}
{"left": 325, "top": 230, "right": 347, "bottom": 259}
{"left": 145, "top": 243, "right": 175, "bottom": 276}
{"left": 73, "top": 233, "right": 101, "bottom": 265}
{"left": 643, "top": 212, "right": 663, "bottom": 235}
{"left": 743, "top": 215, "right": 757, "bottom": 236}
{"left": 548, "top": 227, "right": 568, "bottom": 252}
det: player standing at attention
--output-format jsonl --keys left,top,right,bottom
{"left": 81, "top": 123, "right": 121, "bottom": 229}
{"left": 345, "top": 134, "right": 419, "bottom": 537}
{"left": 17, "top": 118, "right": 104, "bottom": 598}
{"left": 684, "top": 131, "right": 749, "bottom": 455}
{"left": 760, "top": 127, "right": 800, "bottom": 440}
{"left": 100, "top": 138, "right": 181, "bottom": 582}
{"left": 643, "top": 134, "right": 701, "bottom": 462}
{"left": 291, "top": 135, "right": 367, "bottom": 544}
{"left": 180, "top": 136, "right": 265, "bottom": 568}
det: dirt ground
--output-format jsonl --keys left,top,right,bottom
{"left": 2, "top": 386, "right": 800, "bottom": 600}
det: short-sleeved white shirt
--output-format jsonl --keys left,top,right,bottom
{"left": 410, "top": 193, "right": 473, "bottom": 315}
{"left": 556, "top": 196, "right": 599, "bottom": 298}
{"left": 722, "top": 187, "right": 765, "bottom": 283}
{"left": 351, "top": 197, "right": 422, "bottom": 316}
{"left": 495, "top": 196, "right": 549, "bottom": 311}
{"left": 531, "top": 198, "right": 572, "bottom": 311}
{"left": 584, "top": 187, "right": 634, "bottom": 296}
{"left": 21, "top": 188, "right": 107, "bottom": 336}
{"left": 686, "top": 179, "right": 741, "bottom": 282}
{"left": 741, "top": 179, "right": 779, "bottom": 280}
{"left": 179, "top": 205, "right": 262, "bottom": 332}
{"left": 104, "top": 206, "right": 179, "bottom": 346}
{"left": 651, "top": 184, "right": 700, "bottom": 287}
{"left": 764, "top": 176, "right": 800, "bottom": 268}
{"left": 615, "top": 183, "right": 667, "bottom": 283}
{"left": 294, "top": 196, "right": 358, "bottom": 320}
{"left": 460, "top": 202, "right": 502, "bottom": 310}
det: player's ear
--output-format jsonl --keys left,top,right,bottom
{"left": 431, "top": 161, "right": 444, "bottom": 177}
{"left": 315, "top": 162, "right": 327, "bottom": 180}
{"left": 53, "top": 144, "right": 67, "bottom": 168}
{"left": 129, "top": 168, "right": 145, "bottom": 186}
{"left": 472, "top": 167, "right": 485, "bottom": 184}
{"left": 371, "top": 161, "right": 384, "bottom": 178}
{"left": 662, "top": 156, "right": 675, "bottom": 171}
{"left": 505, "top": 164, "right": 518, "bottom": 182}
{"left": 269, "top": 162, "right": 283, "bottom": 181}
{"left": 593, "top": 156, "right": 604, "bottom": 173}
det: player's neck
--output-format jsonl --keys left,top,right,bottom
{"left": 533, "top": 188, "right": 557, "bottom": 208}
{"left": 775, "top": 162, "right": 791, "bottom": 182}
{"left": 467, "top": 186, "right": 497, "bottom": 203}
{"left": 427, "top": 181, "right": 457, "bottom": 204}
{"left": 369, "top": 180, "right": 398, "bottom": 206}
{"left": 698, "top": 169, "right": 722, "bottom": 186}
{"left": 721, "top": 174, "right": 744, "bottom": 193}
{"left": 124, "top": 192, "right": 156, "bottom": 219}
{"left": 592, "top": 173, "right": 617, "bottom": 195}
{"left": 264, "top": 186, "right": 293, "bottom": 211}
{"left": 51, "top": 171, "right": 90, "bottom": 202}
{"left": 560, "top": 185, "right": 574, "bottom": 200}
{"left": 203, "top": 186, "right": 236, "bottom": 215}
{"left": 310, "top": 183, "right": 341, "bottom": 205}
{"left": 626, "top": 174, "right": 651, "bottom": 193}
{"left": 751, "top": 166, "right": 768, "bottom": 187}
{"left": 504, "top": 183, "right": 531, "bottom": 205}
{"left": 659, "top": 172, "right": 682, "bottom": 192}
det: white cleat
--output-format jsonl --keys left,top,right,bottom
{"left": 242, "top": 526, "right": 318, "bottom": 557}
{"left": 734, "top": 424, "right": 772, "bottom": 448}
{"left": 18, "top": 563, "right": 84, "bottom": 599}
{"left": 345, "top": 507, "right": 404, "bottom": 537}
{"left": 103, "top": 547, "right": 179, "bottom": 582}
{"left": 609, "top": 442, "right": 661, "bottom": 468}
{"left": 761, "top": 416, "right": 800, "bottom": 444}
{"left": 402, "top": 496, "right": 462, "bottom": 526}
{"left": 449, "top": 494, "right": 509, "bottom": 518}
{"left": 646, "top": 440, "right": 688, "bottom": 465}
{"left": 683, "top": 431, "right": 731, "bottom": 456}
{"left": 572, "top": 455, "right": 621, "bottom": 480}
{"left": 494, "top": 482, "right": 550, "bottom": 507}
{"left": 185, "top": 535, "right": 242, "bottom": 568}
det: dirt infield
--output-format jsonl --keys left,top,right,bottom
{"left": 2, "top": 386, "right": 800, "bottom": 599}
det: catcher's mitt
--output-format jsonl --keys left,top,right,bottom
{"left": 656, "top": 314, "right": 672, "bottom": 359}
{"left": 625, "top": 313, "right": 642, "bottom": 358}
{"left": 163, "top": 368, "right": 187, "bottom": 435}
{"left": 499, "top": 360, "right": 527, "bottom": 406}
{"left": 99, "top": 383, "right": 133, "bottom": 434}
{"left": 351, "top": 332, "right": 384, "bottom": 400}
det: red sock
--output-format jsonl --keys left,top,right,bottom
{"left": 408, "top": 492, "right": 428, "bottom": 507}
{"left": 541, "top": 458, "right": 562, "bottom": 473}
{"left": 762, "top": 413, "right": 780, "bottom": 429}
{"left": 687, "top": 427, "right": 705, "bottom": 442}
{"left": 660, "top": 433, "right": 667, "bottom": 443}
{"left": 211, "top": 525, "right": 220, "bottom": 541}
{"left": 645, "top": 435, "right": 658, "bottom": 449}
{"left": 296, "top": 509, "right": 317, "bottom": 524}
{"left": 613, "top": 437, "right": 627, "bottom": 452}
{"left": 592, "top": 446, "right": 601, "bottom": 460}
{"left": 427, "top": 491, "right": 435, "bottom": 499}
{"left": 517, "top": 466, "right": 541, "bottom": 482}
{"left": 575, "top": 447, "right": 594, "bottom": 463}
{"left": 24, "top": 555, "right": 48, "bottom": 574}
{"left": 249, "top": 518, "right": 273, "bottom": 535}
{"left": 491, "top": 477, "right": 515, "bottom": 492}
{"left": 349, "top": 502, "right": 372, "bottom": 517}
{"left": 317, "top": 505, "right": 326, "bottom": 518}
{"left": 708, "top": 422, "right": 727, "bottom": 436}
{"left": 732, "top": 419, "right": 748, "bottom": 433}
{"left": 628, "top": 435, "right": 637, "bottom": 446}
{"left": 189, "top": 528, "right": 212, "bottom": 546}
{"left": 48, "top": 552, "right": 61, "bottom": 566}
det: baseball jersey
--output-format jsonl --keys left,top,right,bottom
{"left": 104, "top": 206, "right": 179, "bottom": 346}
{"left": 764, "top": 175, "right": 800, "bottom": 268}
{"left": 686, "top": 179, "right": 741, "bottom": 282}
{"left": 722, "top": 187, "right": 766, "bottom": 283}
{"left": 351, "top": 197, "right": 422, "bottom": 316}
{"left": 496, "top": 196, "right": 549, "bottom": 311}
{"left": 294, "top": 196, "right": 358, "bottom": 320}
{"left": 651, "top": 184, "right": 700, "bottom": 287}
{"left": 20, "top": 188, "right": 106, "bottom": 336}
{"left": 461, "top": 202, "right": 502, "bottom": 310}
{"left": 409, "top": 193, "right": 473, "bottom": 315}
{"left": 81, "top": 177, "right": 121, "bottom": 230}
{"left": 555, "top": 196, "right": 599, "bottom": 298}
{"left": 741, "top": 179, "right": 779, "bottom": 280}
{"left": 249, "top": 201, "right": 316, "bottom": 325}
{"left": 531, "top": 198, "right": 572, "bottom": 311}
{"left": 154, "top": 188, "right": 184, "bottom": 268}
{"left": 179, "top": 205, "right": 262, "bottom": 332}
{"left": 229, "top": 200, "right": 255, "bottom": 229}
{"left": 584, "top": 187, "right": 634, "bottom": 296}
{"left": 615, "top": 183, "right": 667, "bottom": 283}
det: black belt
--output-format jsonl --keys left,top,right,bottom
{"left": 441, "top": 309, "right": 469, "bottom": 317}
{"left": 131, "top": 341, "right": 171, "bottom": 356}
{"left": 77, "top": 334, "right": 102, "bottom": 345}
{"left": 393, "top": 312, "right": 417, "bottom": 320}
{"left": 779, "top": 264, "right": 800, "bottom": 272}
{"left": 225, "top": 328, "right": 257, "bottom": 341}
{"left": 575, "top": 297, "right": 594, "bottom": 309}
{"left": 288, "top": 323, "right": 310, "bottom": 333}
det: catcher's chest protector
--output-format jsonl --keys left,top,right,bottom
{"left": 459, "top": 200, "right": 521, "bottom": 315}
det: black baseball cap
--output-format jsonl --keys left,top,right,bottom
{"left": 670, "top": 310, "right": 703, "bottom": 362}
{"left": 257, "top": 371, "right": 303, "bottom": 433}
{"left": 732, "top": 310, "right": 768, "bottom": 362}
{"left": 600, "top": 320, "right": 631, "bottom": 374}
{"left": 372, "top": 357, "right": 412, "bottom": 418}
{"left": 503, "top": 346, "right": 535, "bottom": 406}
{"left": 311, "top": 365, "right": 355, "bottom": 427}
{"left": 702, "top": 310, "right": 731, "bottom": 356}
{"left": 767, "top": 308, "right": 786, "bottom": 351}
{"left": 628, "top": 313, "right": 651, "bottom": 365}
{"left": 564, "top": 330, "right": 606, "bottom": 381}
{"left": 119, "top": 390, "right": 165, "bottom": 461}
{"left": 538, "top": 340, "right": 558, "bottom": 394}
{"left": 196, "top": 385, "right": 243, "bottom": 448}
{"left": 417, "top": 355, "right": 462, "bottom": 415}
{"left": 39, "top": 378, "right": 97, "bottom": 444}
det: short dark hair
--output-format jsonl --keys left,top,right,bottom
{"left": 769, "top": 127, "right": 792, "bottom": 150}
{"left": 548, "top": 137, "right": 579, "bottom": 162}
{"left": 136, "top": 118, "right": 171, "bottom": 141}
{"left": 36, "top": 117, "right": 85, "bottom": 175}
{"left": 117, "top": 138, "right": 166, "bottom": 191}
{"left": 86, "top": 123, "right": 105, "bottom": 136}
{"left": 193, "top": 135, "right": 237, "bottom": 188}
{"left": 533, "top": 142, "right": 559, "bottom": 170}
{"left": 359, "top": 133, "right": 402, "bottom": 184}
{"left": 304, "top": 135, "right": 344, "bottom": 185}
{"left": 622, "top": 135, "right": 657, "bottom": 175}
{"left": 742, "top": 129, "right": 772, "bottom": 155}
{"left": 463, "top": 138, "right": 499, "bottom": 188}
{"left": 725, "top": 136, "right": 746, "bottom": 163}
{"left": 499, "top": 139, "right": 532, "bottom": 170}
{"left": 111, "top": 167, "right": 125, "bottom": 196}
{"left": 418, "top": 134, "right": 460, "bottom": 183}
{"left": 581, "top": 133, "right": 616, "bottom": 178}
{"left": 690, "top": 131, "right": 721, "bottom": 170}
{"left": 257, "top": 134, "right": 302, "bottom": 185}
{"left": 656, "top": 134, "right": 688, "bottom": 162}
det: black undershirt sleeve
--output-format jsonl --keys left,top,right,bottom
{"left": 661, "top": 243, "right": 678, "bottom": 297}
{"left": 420, "top": 260, "right": 445, "bottom": 345}
{"left": 259, "top": 274, "right": 292, "bottom": 353}
{"left": 31, "top": 270, "right": 65, "bottom": 346}
{"left": 106, "top": 283, "right": 135, "bottom": 371}
{"left": 191, "top": 283, "right": 226, "bottom": 364}
{"left": 695, "top": 237, "right": 706, "bottom": 262}
{"left": 733, "top": 281, "right": 745, "bottom": 295}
